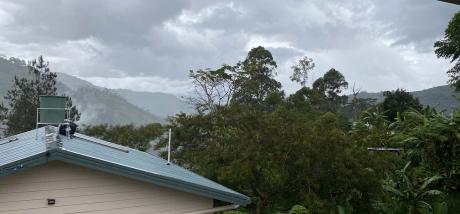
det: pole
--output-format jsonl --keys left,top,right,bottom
{"left": 167, "top": 128, "right": 171, "bottom": 165}
{"left": 35, "top": 62, "right": 40, "bottom": 139}
{"left": 35, "top": 108, "right": 39, "bottom": 139}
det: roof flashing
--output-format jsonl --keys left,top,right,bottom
{"left": 72, "top": 133, "right": 130, "bottom": 153}
{"left": 0, "top": 136, "right": 18, "bottom": 145}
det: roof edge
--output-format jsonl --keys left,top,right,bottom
{"left": 0, "top": 151, "right": 53, "bottom": 177}
{"left": 53, "top": 150, "right": 251, "bottom": 205}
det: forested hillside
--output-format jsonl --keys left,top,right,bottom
{"left": 355, "top": 85, "right": 459, "bottom": 113}
{"left": 0, "top": 56, "right": 159, "bottom": 125}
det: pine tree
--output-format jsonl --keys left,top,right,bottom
{"left": 0, "top": 56, "right": 80, "bottom": 136}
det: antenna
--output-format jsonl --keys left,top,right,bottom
{"left": 167, "top": 128, "right": 171, "bottom": 165}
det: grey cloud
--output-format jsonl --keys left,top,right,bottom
{"left": 371, "top": 0, "right": 459, "bottom": 51}
{"left": 5, "top": 0, "right": 190, "bottom": 45}
{"left": 0, "top": 0, "right": 457, "bottom": 94}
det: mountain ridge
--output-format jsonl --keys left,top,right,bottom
{"left": 353, "top": 85, "right": 460, "bottom": 113}
{"left": 0, "top": 57, "right": 191, "bottom": 125}
{"left": 2, "top": 56, "right": 458, "bottom": 125}
{"left": 55, "top": 73, "right": 194, "bottom": 120}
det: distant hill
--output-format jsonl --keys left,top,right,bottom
{"left": 0, "top": 57, "right": 165, "bottom": 125}
{"left": 354, "top": 86, "right": 460, "bottom": 113}
{"left": 112, "top": 89, "right": 193, "bottom": 119}
{"left": 0, "top": 56, "right": 194, "bottom": 125}
{"left": 55, "top": 74, "right": 163, "bottom": 125}
{"left": 55, "top": 73, "right": 193, "bottom": 120}
{"left": 0, "top": 56, "right": 28, "bottom": 98}
{"left": 7, "top": 54, "right": 458, "bottom": 125}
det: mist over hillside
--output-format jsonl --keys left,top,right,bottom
{"left": 55, "top": 73, "right": 193, "bottom": 121}
{"left": 0, "top": 57, "right": 192, "bottom": 125}
{"left": 112, "top": 89, "right": 194, "bottom": 119}
{"left": 2, "top": 55, "right": 458, "bottom": 126}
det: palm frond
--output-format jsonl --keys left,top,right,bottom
{"left": 419, "top": 175, "right": 443, "bottom": 191}
{"left": 418, "top": 190, "right": 443, "bottom": 199}
{"left": 416, "top": 200, "right": 432, "bottom": 211}
{"left": 383, "top": 185, "right": 404, "bottom": 197}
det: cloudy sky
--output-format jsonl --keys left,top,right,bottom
{"left": 0, "top": 0, "right": 458, "bottom": 95}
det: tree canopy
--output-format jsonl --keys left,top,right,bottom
{"left": 153, "top": 48, "right": 390, "bottom": 213}
{"left": 151, "top": 46, "right": 459, "bottom": 213}
{"left": 381, "top": 89, "right": 423, "bottom": 122}
{"left": 0, "top": 56, "right": 80, "bottom": 136}
{"left": 434, "top": 11, "right": 460, "bottom": 91}
{"left": 83, "top": 123, "right": 164, "bottom": 151}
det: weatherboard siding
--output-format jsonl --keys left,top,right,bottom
{"left": 0, "top": 161, "right": 213, "bottom": 214}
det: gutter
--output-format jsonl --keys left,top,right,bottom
{"left": 54, "top": 150, "right": 251, "bottom": 205}
{"left": 185, "top": 204, "right": 240, "bottom": 214}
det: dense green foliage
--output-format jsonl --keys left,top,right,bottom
{"left": 153, "top": 48, "right": 390, "bottom": 213}
{"left": 435, "top": 11, "right": 460, "bottom": 91}
{"left": 309, "top": 68, "right": 349, "bottom": 112}
{"left": 0, "top": 56, "right": 80, "bottom": 136}
{"left": 376, "top": 162, "right": 443, "bottom": 213}
{"left": 150, "top": 46, "right": 460, "bottom": 213}
{"left": 287, "top": 205, "right": 310, "bottom": 214}
{"left": 381, "top": 89, "right": 423, "bottom": 122}
{"left": 82, "top": 123, "right": 164, "bottom": 151}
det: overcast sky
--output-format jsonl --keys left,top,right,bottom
{"left": 0, "top": 0, "right": 458, "bottom": 95}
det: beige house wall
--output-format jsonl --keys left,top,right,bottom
{"left": 0, "top": 161, "right": 213, "bottom": 214}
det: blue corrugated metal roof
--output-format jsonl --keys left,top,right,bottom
{"left": 0, "top": 127, "right": 250, "bottom": 205}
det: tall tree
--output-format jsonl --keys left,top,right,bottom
{"left": 232, "top": 46, "right": 282, "bottom": 106}
{"left": 0, "top": 56, "right": 80, "bottom": 136}
{"left": 188, "top": 65, "right": 235, "bottom": 113}
{"left": 290, "top": 56, "right": 315, "bottom": 86}
{"left": 308, "top": 68, "right": 349, "bottom": 112}
{"left": 343, "top": 84, "right": 377, "bottom": 120}
{"left": 434, "top": 11, "right": 460, "bottom": 90}
{"left": 381, "top": 89, "right": 423, "bottom": 122}
{"left": 156, "top": 49, "right": 385, "bottom": 213}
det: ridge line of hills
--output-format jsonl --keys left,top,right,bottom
{"left": 0, "top": 56, "right": 458, "bottom": 125}
{"left": 353, "top": 85, "right": 460, "bottom": 113}
{"left": 0, "top": 57, "right": 193, "bottom": 125}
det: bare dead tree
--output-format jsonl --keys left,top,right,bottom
{"left": 188, "top": 66, "right": 235, "bottom": 113}
{"left": 350, "top": 82, "right": 363, "bottom": 119}
{"left": 290, "top": 56, "right": 315, "bottom": 86}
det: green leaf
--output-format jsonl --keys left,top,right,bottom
{"left": 419, "top": 175, "right": 443, "bottom": 191}
{"left": 383, "top": 185, "right": 404, "bottom": 197}
{"left": 418, "top": 190, "right": 443, "bottom": 199}
{"left": 433, "top": 201, "right": 448, "bottom": 214}
{"left": 416, "top": 200, "right": 432, "bottom": 211}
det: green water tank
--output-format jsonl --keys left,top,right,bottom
{"left": 39, "top": 95, "right": 66, "bottom": 124}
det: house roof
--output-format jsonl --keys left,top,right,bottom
{"left": 0, "top": 127, "right": 250, "bottom": 205}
